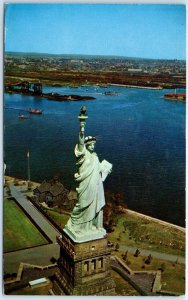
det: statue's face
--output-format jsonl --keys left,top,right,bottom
{"left": 86, "top": 142, "right": 95, "bottom": 152}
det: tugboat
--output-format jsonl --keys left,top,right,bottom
{"left": 28, "top": 108, "right": 43, "bottom": 114}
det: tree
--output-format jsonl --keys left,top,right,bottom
{"left": 122, "top": 250, "right": 128, "bottom": 261}
{"left": 134, "top": 249, "right": 140, "bottom": 257}
{"left": 115, "top": 243, "right": 119, "bottom": 251}
{"left": 145, "top": 254, "right": 152, "bottom": 265}
{"left": 159, "top": 263, "right": 166, "bottom": 272}
{"left": 50, "top": 257, "right": 57, "bottom": 264}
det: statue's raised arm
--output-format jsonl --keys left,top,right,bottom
{"left": 78, "top": 130, "right": 85, "bottom": 152}
{"left": 78, "top": 106, "right": 87, "bottom": 152}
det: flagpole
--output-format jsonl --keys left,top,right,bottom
{"left": 27, "top": 151, "right": 31, "bottom": 189}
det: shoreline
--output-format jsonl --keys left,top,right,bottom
{"left": 109, "top": 83, "right": 163, "bottom": 90}
{"left": 125, "top": 208, "right": 185, "bottom": 233}
{"left": 4, "top": 176, "right": 185, "bottom": 233}
{"left": 4, "top": 76, "right": 186, "bottom": 90}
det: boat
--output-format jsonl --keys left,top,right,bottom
{"left": 43, "top": 93, "right": 95, "bottom": 101}
{"left": 104, "top": 91, "right": 118, "bottom": 96}
{"left": 18, "top": 114, "right": 28, "bottom": 120}
{"left": 28, "top": 108, "right": 43, "bottom": 114}
{"left": 164, "top": 88, "right": 186, "bottom": 101}
{"left": 99, "top": 84, "right": 109, "bottom": 88}
{"left": 164, "top": 93, "right": 186, "bottom": 101}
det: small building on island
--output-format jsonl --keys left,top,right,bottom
{"left": 33, "top": 176, "right": 77, "bottom": 210}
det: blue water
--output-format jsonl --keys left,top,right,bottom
{"left": 4, "top": 86, "right": 185, "bottom": 226}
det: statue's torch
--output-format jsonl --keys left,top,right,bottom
{"left": 78, "top": 106, "right": 88, "bottom": 133}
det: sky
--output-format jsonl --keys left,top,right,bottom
{"left": 4, "top": 3, "right": 186, "bottom": 60}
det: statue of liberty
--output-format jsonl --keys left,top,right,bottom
{"left": 64, "top": 107, "right": 112, "bottom": 242}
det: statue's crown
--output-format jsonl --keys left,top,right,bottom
{"left": 84, "top": 136, "right": 96, "bottom": 144}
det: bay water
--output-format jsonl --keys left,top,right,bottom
{"left": 4, "top": 85, "right": 185, "bottom": 226}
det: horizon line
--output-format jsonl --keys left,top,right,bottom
{"left": 5, "top": 51, "right": 185, "bottom": 61}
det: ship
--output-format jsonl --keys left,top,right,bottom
{"left": 164, "top": 90, "right": 186, "bottom": 102}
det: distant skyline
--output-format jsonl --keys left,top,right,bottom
{"left": 4, "top": 4, "right": 186, "bottom": 60}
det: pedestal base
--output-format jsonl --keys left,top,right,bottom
{"left": 63, "top": 225, "right": 106, "bottom": 243}
{"left": 53, "top": 269, "right": 116, "bottom": 295}
{"left": 52, "top": 231, "right": 116, "bottom": 295}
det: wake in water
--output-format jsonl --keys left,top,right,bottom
{"left": 5, "top": 107, "right": 26, "bottom": 111}
{"left": 112, "top": 101, "right": 143, "bottom": 109}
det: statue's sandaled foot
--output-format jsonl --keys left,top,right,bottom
{"left": 91, "top": 225, "right": 97, "bottom": 231}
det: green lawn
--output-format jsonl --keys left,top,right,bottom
{"left": 108, "top": 213, "right": 185, "bottom": 256}
{"left": 45, "top": 209, "right": 69, "bottom": 229}
{"left": 4, "top": 199, "right": 48, "bottom": 252}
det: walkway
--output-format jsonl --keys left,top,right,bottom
{"left": 119, "top": 245, "right": 185, "bottom": 265}
{"left": 4, "top": 183, "right": 61, "bottom": 273}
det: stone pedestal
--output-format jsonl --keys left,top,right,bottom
{"left": 52, "top": 231, "right": 116, "bottom": 295}
{"left": 64, "top": 224, "right": 107, "bottom": 243}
